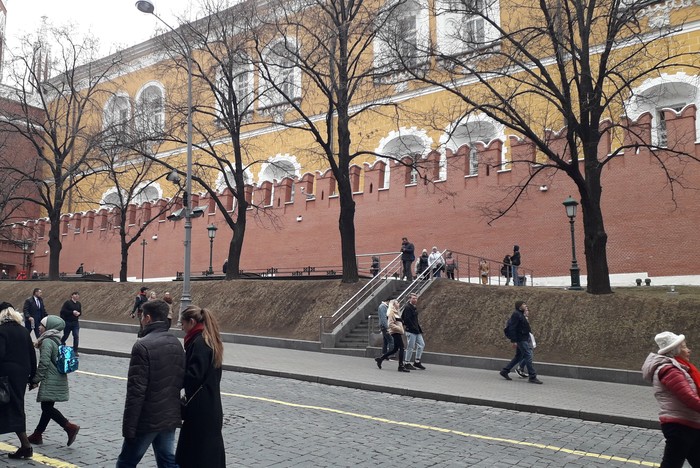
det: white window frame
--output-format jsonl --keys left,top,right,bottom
{"left": 103, "top": 93, "right": 132, "bottom": 140}
{"left": 435, "top": 0, "right": 501, "bottom": 56}
{"left": 259, "top": 40, "right": 301, "bottom": 109}
{"left": 135, "top": 82, "right": 165, "bottom": 135}
{"left": 374, "top": 0, "right": 430, "bottom": 74}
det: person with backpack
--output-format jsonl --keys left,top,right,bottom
{"left": 27, "top": 316, "right": 80, "bottom": 447}
{"left": 500, "top": 301, "right": 542, "bottom": 384}
{"left": 511, "top": 245, "right": 522, "bottom": 286}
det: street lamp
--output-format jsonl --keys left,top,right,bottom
{"left": 207, "top": 224, "right": 218, "bottom": 275}
{"left": 137, "top": 0, "right": 194, "bottom": 312}
{"left": 20, "top": 240, "right": 30, "bottom": 278}
{"left": 140, "top": 239, "right": 148, "bottom": 283}
{"left": 562, "top": 195, "right": 583, "bottom": 290}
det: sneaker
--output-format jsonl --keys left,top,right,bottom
{"left": 375, "top": 357, "right": 383, "bottom": 369}
{"left": 499, "top": 369, "right": 512, "bottom": 381}
{"left": 413, "top": 361, "right": 426, "bottom": 370}
{"left": 515, "top": 368, "right": 527, "bottom": 378}
{"left": 398, "top": 366, "right": 410, "bottom": 373}
{"left": 403, "top": 363, "right": 416, "bottom": 370}
{"left": 528, "top": 377, "right": 543, "bottom": 384}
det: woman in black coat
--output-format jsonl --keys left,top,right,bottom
{"left": 176, "top": 306, "right": 226, "bottom": 467}
{"left": 0, "top": 303, "right": 37, "bottom": 459}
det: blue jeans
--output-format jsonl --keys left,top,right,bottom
{"left": 512, "top": 266, "right": 520, "bottom": 285}
{"left": 62, "top": 321, "right": 80, "bottom": 353}
{"left": 503, "top": 340, "right": 536, "bottom": 378}
{"left": 404, "top": 332, "right": 425, "bottom": 363}
{"left": 116, "top": 429, "right": 178, "bottom": 468}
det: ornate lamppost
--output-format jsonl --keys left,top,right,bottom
{"left": 562, "top": 195, "right": 583, "bottom": 290}
{"left": 207, "top": 224, "right": 218, "bottom": 275}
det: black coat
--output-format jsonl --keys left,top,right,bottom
{"left": 506, "top": 310, "right": 531, "bottom": 342}
{"left": 122, "top": 321, "right": 185, "bottom": 438}
{"left": 402, "top": 303, "right": 423, "bottom": 334}
{"left": 22, "top": 296, "right": 47, "bottom": 325}
{"left": 176, "top": 331, "right": 225, "bottom": 467}
{"left": 0, "top": 321, "right": 37, "bottom": 434}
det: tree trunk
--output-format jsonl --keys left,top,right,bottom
{"left": 580, "top": 174, "right": 612, "bottom": 294}
{"left": 337, "top": 176, "right": 358, "bottom": 283}
{"left": 226, "top": 210, "right": 246, "bottom": 280}
{"left": 47, "top": 219, "right": 62, "bottom": 280}
{"left": 119, "top": 241, "right": 129, "bottom": 282}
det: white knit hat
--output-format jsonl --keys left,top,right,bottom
{"left": 655, "top": 331, "right": 685, "bottom": 355}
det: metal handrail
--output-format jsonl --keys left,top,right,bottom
{"left": 396, "top": 249, "right": 445, "bottom": 306}
{"left": 444, "top": 250, "right": 535, "bottom": 286}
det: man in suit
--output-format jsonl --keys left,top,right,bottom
{"left": 22, "top": 287, "right": 47, "bottom": 338}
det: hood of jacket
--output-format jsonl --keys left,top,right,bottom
{"left": 642, "top": 352, "right": 672, "bottom": 381}
{"left": 42, "top": 315, "right": 65, "bottom": 332}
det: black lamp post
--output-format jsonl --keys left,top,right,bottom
{"left": 207, "top": 224, "right": 218, "bottom": 275}
{"left": 20, "top": 240, "right": 30, "bottom": 277}
{"left": 562, "top": 195, "right": 583, "bottom": 290}
{"left": 140, "top": 239, "right": 148, "bottom": 283}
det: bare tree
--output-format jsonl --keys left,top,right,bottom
{"left": 0, "top": 26, "right": 122, "bottom": 279}
{"left": 249, "top": 0, "right": 407, "bottom": 282}
{"left": 390, "top": 0, "right": 700, "bottom": 293}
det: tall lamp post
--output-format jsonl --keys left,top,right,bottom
{"left": 207, "top": 224, "right": 218, "bottom": 275}
{"left": 140, "top": 239, "right": 148, "bottom": 283}
{"left": 20, "top": 240, "right": 30, "bottom": 278}
{"left": 562, "top": 196, "right": 583, "bottom": 290}
{"left": 136, "top": 1, "right": 194, "bottom": 312}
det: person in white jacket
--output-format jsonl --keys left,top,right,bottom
{"left": 427, "top": 247, "right": 444, "bottom": 278}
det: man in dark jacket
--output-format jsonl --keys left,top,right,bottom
{"left": 60, "top": 291, "right": 82, "bottom": 356}
{"left": 22, "top": 288, "right": 47, "bottom": 339}
{"left": 402, "top": 294, "right": 426, "bottom": 370}
{"left": 130, "top": 287, "right": 149, "bottom": 337}
{"left": 499, "top": 301, "right": 542, "bottom": 384}
{"left": 400, "top": 237, "right": 415, "bottom": 281}
{"left": 117, "top": 300, "right": 185, "bottom": 468}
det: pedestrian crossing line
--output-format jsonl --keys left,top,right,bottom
{"left": 221, "top": 392, "right": 661, "bottom": 467}
{"left": 0, "top": 442, "right": 79, "bottom": 468}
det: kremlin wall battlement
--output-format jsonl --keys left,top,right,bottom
{"left": 10, "top": 106, "right": 700, "bottom": 283}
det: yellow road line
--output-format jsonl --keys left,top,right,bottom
{"left": 0, "top": 442, "right": 79, "bottom": 468}
{"left": 74, "top": 370, "right": 661, "bottom": 467}
{"left": 222, "top": 392, "right": 661, "bottom": 467}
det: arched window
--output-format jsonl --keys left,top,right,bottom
{"left": 442, "top": 115, "right": 504, "bottom": 176}
{"left": 216, "top": 166, "right": 253, "bottom": 191}
{"left": 216, "top": 54, "right": 254, "bottom": 123}
{"left": 135, "top": 83, "right": 164, "bottom": 135}
{"left": 101, "top": 188, "right": 123, "bottom": 208}
{"left": 626, "top": 76, "right": 700, "bottom": 147}
{"left": 374, "top": 0, "right": 429, "bottom": 73}
{"left": 376, "top": 128, "right": 432, "bottom": 187}
{"left": 103, "top": 93, "right": 131, "bottom": 141}
{"left": 260, "top": 40, "right": 301, "bottom": 108}
{"left": 259, "top": 157, "right": 299, "bottom": 182}
{"left": 133, "top": 183, "right": 161, "bottom": 205}
{"left": 435, "top": 0, "right": 501, "bottom": 56}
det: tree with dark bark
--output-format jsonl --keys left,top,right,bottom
{"left": 249, "top": 0, "right": 407, "bottom": 283}
{"left": 391, "top": 0, "right": 700, "bottom": 293}
{"left": 0, "top": 27, "right": 122, "bottom": 280}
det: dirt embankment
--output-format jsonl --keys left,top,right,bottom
{"left": 2, "top": 279, "right": 697, "bottom": 370}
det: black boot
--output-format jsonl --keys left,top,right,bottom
{"left": 8, "top": 446, "right": 33, "bottom": 459}
{"left": 398, "top": 366, "right": 410, "bottom": 372}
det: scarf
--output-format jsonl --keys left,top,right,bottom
{"left": 35, "top": 328, "right": 62, "bottom": 347}
{"left": 676, "top": 357, "right": 700, "bottom": 395}
{"left": 184, "top": 322, "right": 205, "bottom": 349}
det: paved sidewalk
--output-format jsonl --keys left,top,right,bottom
{"left": 79, "top": 327, "right": 659, "bottom": 430}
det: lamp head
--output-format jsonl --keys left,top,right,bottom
{"left": 135, "top": 1, "right": 155, "bottom": 14}
{"left": 207, "top": 224, "right": 218, "bottom": 239}
{"left": 166, "top": 169, "right": 182, "bottom": 185}
{"left": 562, "top": 195, "right": 578, "bottom": 219}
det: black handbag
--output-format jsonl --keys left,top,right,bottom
{"left": 0, "top": 375, "right": 11, "bottom": 404}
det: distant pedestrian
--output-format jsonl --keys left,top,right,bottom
{"left": 370, "top": 256, "right": 380, "bottom": 277}
{"left": 642, "top": 331, "right": 700, "bottom": 468}
{"left": 499, "top": 301, "right": 542, "bottom": 384}
{"left": 117, "top": 300, "right": 184, "bottom": 468}
{"left": 130, "top": 287, "right": 149, "bottom": 337}
{"left": 400, "top": 237, "right": 415, "bottom": 281}
{"left": 377, "top": 300, "right": 391, "bottom": 355}
{"left": 60, "top": 292, "right": 82, "bottom": 356}
{"left": 428, "top": 246, "right": 444, "bottom": 278}
{"left": 374, "top": 300, "right": 409, "bottom": 372}
{"left": 1, "top": 269, "right": 8, "bottom": 279}
{"left": 501, "top": 254, "right": 512, "bottom": 285}
{"left": 445, "top": 251, "right": 457, "bottom": 280}
{"left": 416, "top": 249, "right": 429, "bottom": 278}
{"left": 511, "top": 245, "right": 522, "bottom": 286}
{"left": 176, "top": 306, "right": 226, "bottom": 468}
{"left": 23, "top": 288, "right": 47, "bottom": 339}
{"left": 162, "top": 292, "right": 174, "bottom": 329}
{"left": 147, "top": 291, "right": 157, "bottom": 301}
{"left": 479, "top": 258, "right": 489, "bottom": 285}
{"left": 27, "top": 316, "right": 80, "bottom": 448}
{"left": 32, "top": 271, "right": 39, "bottom": 280}
{"left": 75, "top": 263, "right": 84, "bottom": 275}
{"left": 222, "top": 259, "right": 228, "bottom": 274}
{"left": 0, "top": 302, "right": 37, "bottom": 460}
{"left": 403, "top": 294, "right": 426, "bottom": 371}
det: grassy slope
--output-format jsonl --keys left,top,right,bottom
{"left": 2, "top": 280, "right": 697, "bottom": 370}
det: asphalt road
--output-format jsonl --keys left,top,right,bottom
{"left": 1, "top": 354, "right": 667, "bottom": 467}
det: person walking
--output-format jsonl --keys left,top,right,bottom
{"left": 176, "top": 306, "right": 226, "bottom": 468}
{"left": 117, "top": 300, "right": 184, "bottom": 468}
{"left": 445, "top": 251, "right": 457, "bottom": 280}
{"left": 0, "top": 302, "right": 37, "bottom": 460}
{"left": 162, "top": 292, "right": 174, "bottom": 329}
{"left": 130, "top": 287, "right": 149, "bottom": 337}
{"left": 23, "top": 288, "right": 47, "bottom": 339}
{"left": 501, "top": 254, "right": 512, "bottom": 285}
{"left": 60, "top": 292, "right": 82, "bottom": 356}
{"left": 377, "top": 300, "right": 391, "bottom": 355}
{"left": 374, "top": 300, "right": 410, "bottom": 372}
{"left": 479, "top": 258, "right": 489, "bottom": 285}
{"left": 400, "top": 237, "right": 415, "bottom": 281}
{"left": 642, "top": 331, "right": 700, "bottom": 468}
{"left": 511, "top": 245, "right": 522, "bottom": 286}
{"left": 428, "top": 246, "right": 444, "bottom": 278}
{"left": 403, "top": 294, "right": 426, "bottom": 370}
{"left": 416, "top": 249, "right": 429, "bottom": 278}
{"left": 27, "top": 316, "right": 80, "bottom": 447}
{"left": 499, "top": 301, "right": 542, "bottom": 384}
{"left": 75, "top": 263, "right": 84, "bottom": 275}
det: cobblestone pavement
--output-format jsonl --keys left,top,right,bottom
{"left": 1, "top": 354, "right": 667, "bottom": 467}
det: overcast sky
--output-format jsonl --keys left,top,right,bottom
{"left": 4, "top": 0, "right": 195, "bottom": 58}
